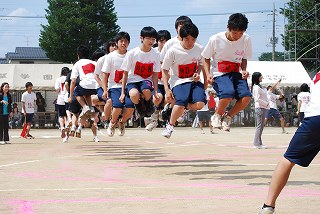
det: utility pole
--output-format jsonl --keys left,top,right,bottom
{"left": 272, "top": 3, "right": 276, "bottom": 61}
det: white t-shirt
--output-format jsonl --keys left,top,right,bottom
{"left": 252, "top": 85, "right": 269, "bottom": 109}
{"left": 94, "top": 54, "right": 107, "bottom": 88}
{"left": 305, "top": 72, "right": 320, "bottom": 117}
{"left": 102, "top": 50, "right": 126, "bottom": 89}
{"left": 55, "top": 76, "right": 67, "bottom": 105}
{"left": 21, "top": 91, "right": 36, "bottom": 114}
{"left": 161, "top": 42, "right": 203, "bottom": 88}
{"left": 297, "top": 91, "right": 311, "bottom": 112}
{"left": 267, "top": 91, "right": 280, "bottom": 110}
{"left": 198, "top": 90, "right": 210, "bottom": 112}
{"left": 121, "top": 46, "right": 160, "bottom": 83}
{"left": 201, "top": 31, "right": 252, "bottom": 77}
{"left": 71, "top": 59, "right": 97, "bottom": 89}
{"left": 153, "top": 47, "right": 164, "bottom": 85}
{"left": 160, "top": 37, "right": 180, "bottom": 62}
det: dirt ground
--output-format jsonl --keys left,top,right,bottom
{"left": 0, "top": 126, "right": 319, "bottom": 214}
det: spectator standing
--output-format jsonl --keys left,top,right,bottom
{"left": 0, "top": 82, "right": 13, "bottom": 144}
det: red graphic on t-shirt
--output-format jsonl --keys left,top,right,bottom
{"left": 61, "top": 82, "right": 65, "bottom": 91}
{"left": 218, "top": 61, "right": 240, "bottom": 72}
{"left": 114, "top": 70, "right": 124, "bottom": 83}
{"left": 158, "top": 71, "right": 162, "bottom": 79}
{"left": 82, "top": 63, "right": 95, "bottom": 75}
{"left": 134, "top": 61, "right": 153, "bottom": 79}
{"left": 313, "top": 72, "right": 320, "bottom": 84}
{"left": 178, "top": 62, "right": 197, "bottom": 78}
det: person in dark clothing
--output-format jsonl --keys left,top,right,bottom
{"left": 0, "top": 82, "right": 13, "bottom": 144}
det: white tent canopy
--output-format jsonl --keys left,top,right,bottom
{"left": 0, "top": 64, "right": 73, "bottom": 90}
{"left": 246, "top": 61, "right": 312, "bottom": 87}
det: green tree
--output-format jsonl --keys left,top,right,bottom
{"left": 281, "top": 0, "right": 320, "bottom": 73}
{"left": 39, "top": 0, "right": 119, "bottom": 63}
{"left": 258, "top": 52, "right": 285, "bottom": 61}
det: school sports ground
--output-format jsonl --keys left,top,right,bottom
{"left": 0, "top": 127, "right": 319, "bottom": 214}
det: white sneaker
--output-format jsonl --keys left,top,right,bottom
{"left": 221, "top": 115, "right": 232, "bottom": 132}
{"left": 107, "top": 122, "right": 117, "bottom": 137}
{"left": 162, "top": 124, "right": 174, "bottom": 139}
{"left": 211, "top": 114, "right": 222, "bottom": 129}
{"left": 255, "top": 144, "right": 267, "bottom": 149}
{"left": 146, "top": 121, "right": 157, "bottom": 132}
{"left": 62, "top": 136, "right": 69, "bottom": 143}
{"left": 259, "top": 206, "right": 274, "bottom": 214}
{"left": 79, "top": 106, "right": 91, "bottom": 120}
{"left": 117, "top": 122, "right": 125, "bottom": 136}
{"left": 93, "top": 136, "right": 100, "bottom": 142}
{"left": 0, "top": 141, "right": 5, "bottom": 145}
{"left": 144, "top": 117, "right": 152, "bottom": 126}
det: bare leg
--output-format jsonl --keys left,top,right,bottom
{"left": 111, "top": 108, "right": 122, "bottom": 124}
{"left": 216, "top": 98, "right": 232, "bottom": 115}
{"left": 264, "top": 157, "right": 295, "bottom": 207}
{"left": 169, "top": 105, "right": 185, "bottom": 125}
{"left": 121, "top": 108, "right": 135, "bottom": 123}
{"left": 227, "top": 96, "right": 251, "bottom": 117}
{"left": 129, "top": 89, "right": 140, "bottom": 104}
{"left": 188, "top": 102, "right": 205, "bottom": 111}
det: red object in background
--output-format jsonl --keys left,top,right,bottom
{"left": 20, "top": 122, "right": 27, "bottom": 138}
{"left": 208, "top": 94, "right": 216, "bottom": 110}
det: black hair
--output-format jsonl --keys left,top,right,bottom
{"left": 25, "top": 82, "right": 33, "bottom": 89}
{"left": 140, "top": 26, "right": 158, "bottom": 39}
{"left": 175, "top": 16, "right": 192, "bottom": 30}
{"left": 105, "top": 38, "right": 117, "bottom": 54}
{"left": 157, "top": 30, "right": 171, "bottom": 42}
{"left": 115, "top": 31, "right": 130, "bottom": 44}
{"left": 92, "top": 50, "right": 105, "bottom": 61}
{"left": 77, "top": 45, "right": 90, "bottom": 59}
{"left": 61, "top": 67, "right": 70, "bottom": 76}
{"left": 251, "top": 72, "right": 262, "bottom": 91}
{"left": 300, "top": 83, "right": 310, "bottom": 92}
{"left": 267, "top": 85, "right": 272, "bottom": 91}
{"left": 179, "top": 22, "right": 199, "bottom": 39}
{"left": 227, "top": 13, "right": 249, "bottom": 31}
{"left": 0, "top": 82, "right": 9, "bottom": 94}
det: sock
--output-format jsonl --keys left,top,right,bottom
{"left": 262, "top": 204, "right": 275, "bottom": 209}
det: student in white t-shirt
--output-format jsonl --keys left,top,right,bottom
{"left": 55, "top": 68, "right": 69, "bottom": 141}
{"left": 21, "top": 82, "right": 36, "bottom": 139}
{"left": 145, "top": 29, "right": 171, "bottom": 131}
{"left": 161, "top": 22, "right": 206, "bottom": 138}
{"left": 202, "top": 13, "right": 252, "bottom": 132}
{"left": 296, "top": 83, "right": 311, "bottom": 123}
{"left": 69, "top": 45, "right": 97, "bottom": 130}
{"left": 119, "top": 27, "right": 161, "bottom": 122}
{"left": 259, "top": 71, "right": 320, "bottom": 214}
{"left": 251, "top": 72, "right": 270, "bottom": 149}
{"left": 102, "top": 31, "right": 133, "bottom": 137}
{"left": 265, "top": 79, "right": 287, "bottom": 134}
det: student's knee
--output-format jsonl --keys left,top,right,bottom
{"left": 142, "top": 89, "right": 152, "bottom": 100}
{"left": 241, "top": 96, "right": 251, "bottom": 104}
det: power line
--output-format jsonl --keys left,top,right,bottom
{"left": 0, "top": 10, "right": 271, "bottom": 19}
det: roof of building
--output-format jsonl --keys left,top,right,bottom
{"left": 5, "top": 47, "right": 49, "bottom": 60}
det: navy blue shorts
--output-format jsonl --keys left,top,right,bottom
{"left": 23, "top": 113, "right": 34, "bottom": 123}
{"left": 213, "top": 72, "right": 251, "bottom": 100}
{"left": 172, "top": 82, "right": 206, "bottom": 107}
{"left": 126, "top": 80, "right": 153, "bottom": 94}
{"left": 108, "top": 88, "right": 134, "bottom": 108}
{"left": 65, "top": 102, "right": 70, "bottom": 111}
{"left": 57, "top": 104, "right": 67, "bottom": 117}
{"left": 73, "top": 85, "right": 97, "bottom": 97}
{"left": 266, "top": 108, "right": 282, "bottom": 120}
{"left": 284, "top": 116, "right": 320, "bottom": 167}
{"left": 197, "top": 110, "right": 211, "bottom": 122}
{"left": 97, "top": 87, "right": 107, "bottom": 102}
{"left": 70, "top": 96, "right": 82, "bottom": 114}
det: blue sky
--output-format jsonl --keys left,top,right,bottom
{"left": 0, "top": 0, "right": 287, "bottom": 60}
